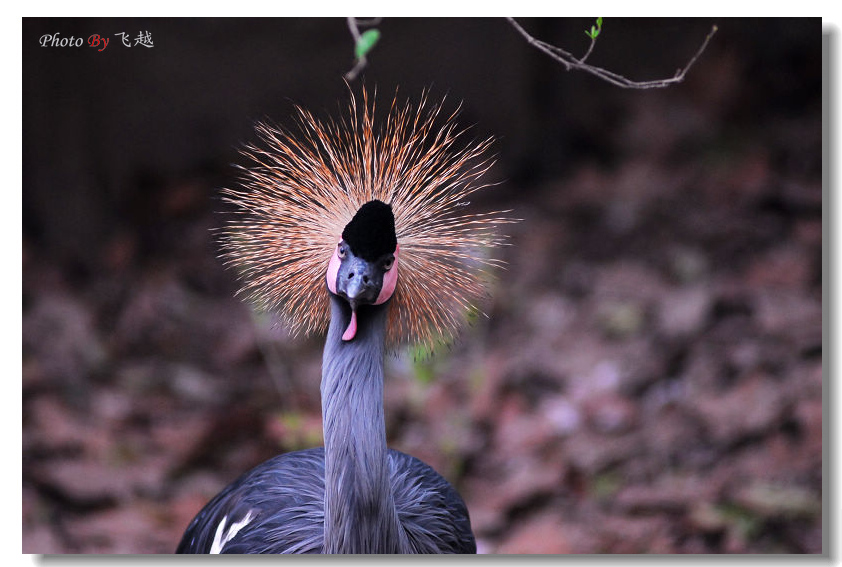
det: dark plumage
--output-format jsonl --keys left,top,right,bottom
{"left": 176, "top": 448, "right": 475, "bottom": 554}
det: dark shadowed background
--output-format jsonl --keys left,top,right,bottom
{"left": 22, "top": 18, "right": 822, "bottom": 553}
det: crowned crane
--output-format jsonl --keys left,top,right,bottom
{"left": 176, "top": 90, "right": 510, "bottom": 554}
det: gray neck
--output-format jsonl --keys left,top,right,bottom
{"left": 321, "top": 294, "right": 405, "bottom": 553}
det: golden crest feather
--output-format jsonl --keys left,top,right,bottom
{"left": 220, "top": 89, "right": 511, "bottom": 351}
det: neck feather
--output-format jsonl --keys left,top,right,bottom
{"left": 321, "top": 294, "right": 405, "bottom": 553}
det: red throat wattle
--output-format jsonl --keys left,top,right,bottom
{"left": 342, "top": 310, "right": 358, "bottom": 341}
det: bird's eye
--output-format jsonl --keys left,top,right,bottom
{"left": 382, "top": 257, "right": 394, "bottom": 271}
{"left": 337, "top": 244, "right": 346, "bottom": 259}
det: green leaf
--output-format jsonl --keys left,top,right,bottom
{"left": 585, "top": 17, "right": 603, "bottom": 40}
{"left": 355, "top": 29, "right": 380, "bottom": 60}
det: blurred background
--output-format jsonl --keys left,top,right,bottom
{"left": 22, "top": 18, "right": 822, "bottom": 553}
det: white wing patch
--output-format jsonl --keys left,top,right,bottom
{"left": 209, "top": 511, "right": 255, "bottom": 554}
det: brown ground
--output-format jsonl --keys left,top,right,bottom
{"left": 22, "top": 18, "right": 821, "bottom": 554}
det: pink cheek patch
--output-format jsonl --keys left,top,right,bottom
{"left": 326, "top": 246, "right": 341, "bottom": 295}
{"left": 374, "top": 245, "right": 399, "bottom": 305}
{"left": 327, "top": 247, "right": 358, "bottom": 341}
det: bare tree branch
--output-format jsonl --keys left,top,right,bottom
{"left": 580, "top": 32, "right": 598, "bottom": 64}
{"left": 341, "top": 18, "right": 717, "bottom": 88}
{"left": 506, "top": 18, "right": 718, "bottom": 89}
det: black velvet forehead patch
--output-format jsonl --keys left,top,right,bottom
{"left": 342, "top": 200, "right": 398, "bottom": 261}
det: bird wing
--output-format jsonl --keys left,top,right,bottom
{"left": 176, "top": 447, "right": 326, "bottom": 554}
{"left": 388, "top": 449, "right": 477, "bottom": 554}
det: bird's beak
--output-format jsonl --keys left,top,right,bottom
{"left": 340, "top": 276, "right": 368, "bottom": 342}
{"left": 343, "top": 278, "right": 368, "bottom": 309}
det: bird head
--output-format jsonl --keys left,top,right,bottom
{"left": 220, "top": 88, "right": 514, "bottom": 352}
{"left": 326, "top": 200, "right": 399, "bottom": 341}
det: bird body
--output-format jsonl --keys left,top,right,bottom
{"left": 177, "top": 90, "right": 510, "bottom": 554}
{"left": 176, "top": 449, "right": 474, "bottom": 554}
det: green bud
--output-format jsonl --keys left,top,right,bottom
{"left": 355, "top": 29, "right": 381, "bottom": 60}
